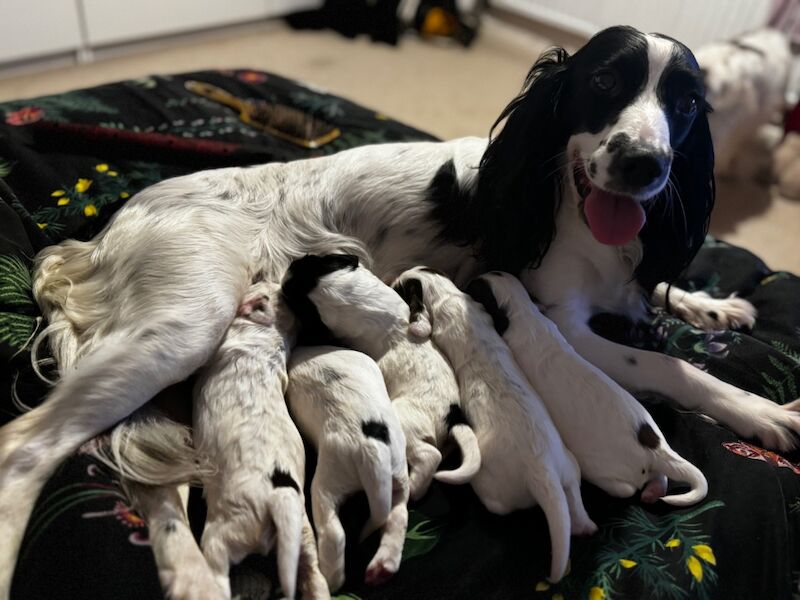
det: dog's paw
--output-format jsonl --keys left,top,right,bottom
{"left": 364, "top": 557, "right": 398, "bottom": 586}
{"left": 671, "top": 291, "right": 757, "bottom": 331}
{"left": 160, "top": 564, "right": 229, "bottom": 600}
{"left": 739, "top": 397, "right": 800, "bottom": 452}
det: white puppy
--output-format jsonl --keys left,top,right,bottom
{"left": 393, "top": 267, "right": 596, "bottom": 583}
{"left": 281, "top": 254, "right": 480, "bottom": 500}
{"left": 468, "top": 272, "right": 708, "bottom": 505}
{"left": 286, "top": 346, "right": 409, "bottom": 592}
{"left": 193, "top": 281, "right": 328, "bottom": 600}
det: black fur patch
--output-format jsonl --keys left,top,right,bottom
{"left": 393, "top": 278, "right": 425, "bottom": 324}
{"left": 444, "top": 404, "right": 469, "bottom": 431}
{"left": 281, "top": 254, "right": 359, "bottom": 346}
{"left": 362, "top": 420, "right": 390, "bottom": 444}
{"left": 320, "top": 366, "right": 343, "bottom": 384}
{"left": 465, "top": 278, "right": 509, "bottom": 335}
{"left": 164, "top": 520, "right": 177, "bottom": 534}
{"left": 270, "top": 468, "right": 300, "bottom": 492}
{"left": 707, "top": 310, "right": 718, "bottom": 321}
{"left": 637, "top": 423, "right": 660, "bottom": 449}
{"left": 625, "top": 355, "right": 638, "bottom": 366}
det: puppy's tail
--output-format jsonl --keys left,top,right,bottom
{"left": 657, "top": 447, "right": 708, "bottom": 507}
{"left": 434, "top": 424, "right": 481, "bottom": 485}
{"left": 93, "top": 408, "right": 213, "bottom": 486}
{"left": 267, "top": 488, "right": 304, "bottom": 600}
{"left": 357, "top": 432, "right": 394, "bottom": 539}
{"left": 530, "top": 472, "right": 572, "bottom": 583}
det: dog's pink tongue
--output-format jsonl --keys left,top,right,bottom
{"left": 584, "top": 187, "right": 646, "bottom": 245}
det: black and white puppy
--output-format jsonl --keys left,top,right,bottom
{"left": 281, "top": 254, "right": 481, "bottom": 500}
{"left": 393, "top": 267, "right": 597, "bottom": 583}
{"left": 193, "top": 282, "right": 327, "bottom": 600}
{"left": 467, "top": 271, "right": 707, "bottom": 506}
{"left": 286, "top": 346, "right": 409, "bottom": 591}
{"left": 12, "top": 25, "right": 800, "bottom": 597}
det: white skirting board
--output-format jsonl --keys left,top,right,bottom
{"left": 493, "top": 0, "right": 773, "bottom": 50}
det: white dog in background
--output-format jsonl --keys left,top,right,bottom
{"left": 286, "top": 346, "right": 409, "bottom": 592}
{"left": 468, "top": 272, "right": 708, "bottom": 506}
{"left": 281, "top": 254, "right": 481, "bottom": 500}
{"left": 394, "top": 267, "right": 597, "bottom": 583}
{"left": 697, "top": 28, "right": 791, "bottom": 178}
{"left": 193, "top": 282, "right": 328, "bottom": 600}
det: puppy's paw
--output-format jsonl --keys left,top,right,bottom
{"left": 364, "top": 557, "right": 398, "bottom": 586}
{"left": 734, "top": 396, "right": 800, "bottom": 452}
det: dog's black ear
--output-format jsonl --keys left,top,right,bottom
{"left": 636, "top": 103, "right": 715, "bottom": 292}
{"left": 321, "top": 253, "right": 359, "bottom": 271}
{"left": 475, "top": 47, "right": 570, "bottom": 274}
{"left": 465, "top": 277, "right": 509, "bottom": 336}
{"left": 392, "top": 278, "right": 425, "bottom": 323}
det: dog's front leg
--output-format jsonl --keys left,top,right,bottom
{"left": 651, "top": 283, "right": 757, "bottom": 331}
{"left": 547, "top": 306, "right": 800, "bottom": 451}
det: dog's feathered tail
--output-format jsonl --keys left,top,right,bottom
{"left": 32, "top": 237, "right": 205, "bottom": 487}
{"left": 530, "top": 470, "right": 572, "bottom": 583}
{"left": 434, "top": 424, "right": 481, "bottom": 485}
{"left": 267, "top": 488, "right": 304, "bottom": 600}
{"left": 657, "top": 447, "right": 709, "bottom": 507}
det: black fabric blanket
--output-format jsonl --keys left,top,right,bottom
{"left": 1, "top": 70, "right": 799, "bottom": 600}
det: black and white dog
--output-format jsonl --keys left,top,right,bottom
{"left": 2, "top": 25, "right": 798, "bottom": 595}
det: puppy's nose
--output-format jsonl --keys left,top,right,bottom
{"left": 617, "top": 151, "right": 668, "bottom": 189}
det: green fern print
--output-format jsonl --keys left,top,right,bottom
{"left": 759, "top": 341, "right": 800, "bottom": 404}
{"left": 1, "top": 90, "right": 117, "bottom": 123}
{"left": 540, "top": 500, "right": 725, "bottom": 600}
{"left": 0, "top": 255, "right": 36, "bottom": 350}
{"left": 401, "top": 509, "right": 444, "bottom": 562}
{"left": 0, "top": 158, "right": 13, "bottom": 179}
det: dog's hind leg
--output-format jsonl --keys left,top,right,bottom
{"left": 364, "top": 475, "right": 409, "bottom": 587}
{"left": 128, "top": 483, "right": 226, "bottom": 600}
{"left": 405, "top": 439, "right": 441, "bottom": 501}
{"left": 310, "top": 458, "right": 347, "bottom": 592}
{"left": 297, "top": 514, "right": 330, "bottom": 600}
{"left": 0, "top": 286, "right": 243, "bottom": 598}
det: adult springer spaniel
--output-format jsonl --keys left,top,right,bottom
{"left": 1, "top": 25, "right": 797, "bottom": 596}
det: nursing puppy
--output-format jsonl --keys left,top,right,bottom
{"left": 468, "top": 272, "right": 707, "bottom": 506}
{"left": 393, "top": 267, "right": 596, "bottom": 582}
{"left": 286, "top": 346, "right": 409, "bottom": 591}
{"left": 193, "top": 281, "right": 327, "bottom": 600}
{"left": 281, "top": 254, "right": 480, "bottom": 500}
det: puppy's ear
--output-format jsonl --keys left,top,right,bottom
{"left": 321, "top": 253, "right": 359, "bottom": 272}
{"left": 636, "top": 101, "right": 715, "bottom": 292}
{"left": 393, "top": 277, "right": 433, "bottom": 339}
{"left": 475, "top": 47, "right": 570, "bottom": 274}
{"left": 465, "top": 278, "right": 509, "bottom": 336}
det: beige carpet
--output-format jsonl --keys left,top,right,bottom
{"left": 1, "top": 17, "right": 797, "bottom": 273}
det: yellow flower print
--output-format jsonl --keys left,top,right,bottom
{"left": 535, "top": 581, "right": 550, "bottom": 592}
{"left": 589, "top": 587, "right": 605, "bottom": 600}
{"left": 37, "top": 223, "right": 47, "bottom": 229}
{"left": 95, "top": 163, "right": 109, "bottom": 172}
{"left": 552, "top": 594, "right": 564, "bottom": 600}
{"left": 75, "top": 178, "right": 92, "bottom": 193}
{"left": 108, "top": 170, "right": 118, "bottom": 177}
{"left": 84, "top": 204, "right": 98, "bottom": 217}
{"left": 665, "top": 538, "right": 681, "bottom": 548}
{"left": 687, "top": 555, "right": 703, "bottom": 582}
{"left": 619, "top": 559, "right": 637, "bottom": 569}
{"left": 692, "top": 544, "right": 716, "bottom": 566}
{"left": 57, "top": 198, "right": 69, "bottom": 206}
{"left": 119, "top": 191, "right": 130, "bottom": 199}
{"left": 50, "top": 189, "right": 65, "bottom": 197}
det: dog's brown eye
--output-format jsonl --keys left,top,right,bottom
{"left": 676, "top": 93, "right": 698, "bottom": 115}
{"left": 591, "top": 70, "right": 617, "bottom": 93}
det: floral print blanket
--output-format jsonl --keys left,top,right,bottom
{"left": 0, "top": 70, "right": 799, "bottom": 600}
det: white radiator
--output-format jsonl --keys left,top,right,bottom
{"left": 494, "top": 0, "right": 773, "bottom": 49}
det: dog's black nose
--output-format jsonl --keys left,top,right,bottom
{"left": 616, "top": 151, "right": 668, "bottom": 189}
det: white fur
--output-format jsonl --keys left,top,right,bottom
{"left": 193, "top": 282, "right": 327, "bottom": 600}
{"left": 652, "top": 283, "right": 757, "bottom": 331}
{"left": 286, "top": 347, "right": 409, "bottom": 591}
{"left": 477, "top": 272, "right": 707, "bottom": 506}
{"left": 397, "top": 268, "right": 597, "bottom": 583}
{"left": 293, "top": 261, "right": 481, "bottom": 500}
{"left": 696, "top": 29, "right": 791, "bottom": 176}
